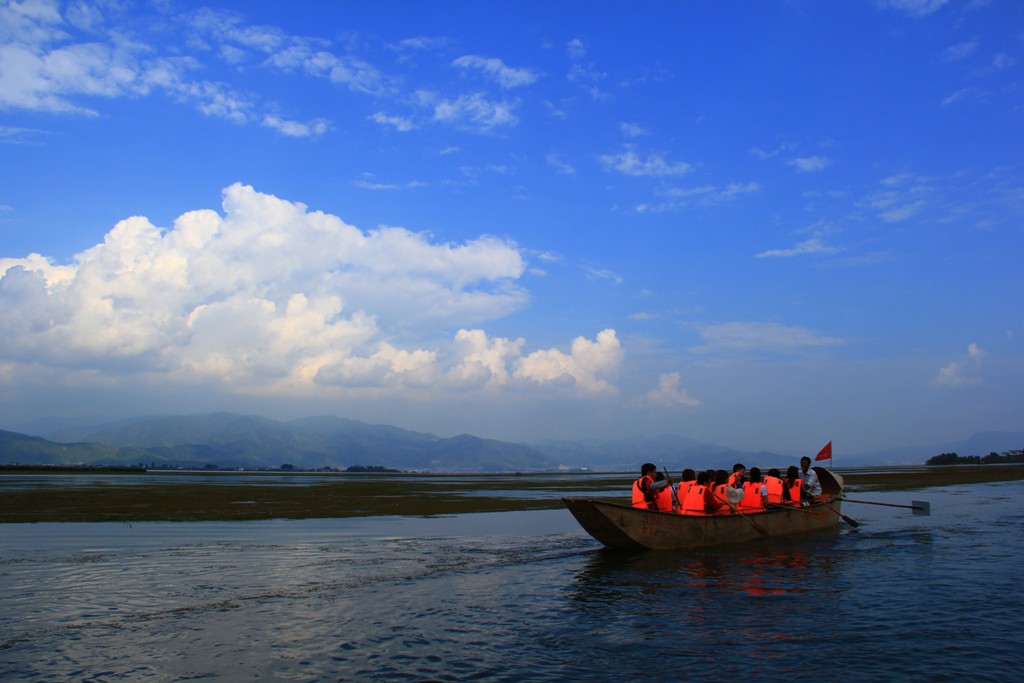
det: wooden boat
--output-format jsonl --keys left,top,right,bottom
{"left": 563, "top": 467, "right": 844, "bottom": 550}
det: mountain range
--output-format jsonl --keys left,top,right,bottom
{"left": 2, "top": 412, "right": 1022, "bottom": 472}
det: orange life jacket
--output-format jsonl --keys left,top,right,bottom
{"left": 712, "top": 484, "right": 733, "bottom": 514}
{"left": 728, "top": 472, "right": 744, "bottom": 487}
{"left": 681, "top": 484, "right": 707, "bottom": 515}
{"left": 632, "top": 475, "right": 654, "bottom": 509}
{"left": 786, "top": 479, "right": 803, "bottom": 505}
{"left": 764, "top": 476, "right": 784, "bottom": 505}
{"left": 653, "top": 485, "right": 674, "bottom": 512}
{"left": 739, "top": 482, "right": 767, "bottom": 512}
{"left": 675, "top": 481, "right": 695, "bottom": 511}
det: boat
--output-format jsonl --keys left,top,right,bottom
{"left": 563, "top": 467, "right": 845, "bottom": 550}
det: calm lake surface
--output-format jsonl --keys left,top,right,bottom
{"left": 2, "top": 476, "right": 1022, "bottom": 681}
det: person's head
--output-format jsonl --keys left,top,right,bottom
{"left": 696, "top": 471, "right": 709, "bottom": 486}
{"left": 800, "top": 456, "right": 811, "bottom": 471}
{"left": 732, "top": 463, "right": 746, "bottom": 474}
{"left": 768, "top": 468, "right": 780, "bottom": 479}
{"left": 641, "top": 463, "right": 657, "bottom": 477}
{"left": 748, "top": 467, "right": 762, "bottom": 483}
{"left": 655, "top": 471, "right": 666, "bottom": 482}
{"left": 715, "top": 470, "right": 729, "bottom": 486}
{"left": 787, "top": 465, "right": 799, "bottom": 481}
{"left": 682, "top": 468, "right": 696, "bottom": 482}
{"left": 705, "top": 469, "right": 716, "bottom": 482}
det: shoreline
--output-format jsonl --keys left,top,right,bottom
{"left": 2, "top": 464, "right": 1022, "bottom": 524}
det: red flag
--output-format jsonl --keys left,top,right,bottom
{"left": 815, "top": 441, "right": 832, "bottom": 461}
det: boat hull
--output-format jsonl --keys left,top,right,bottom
{"left": 563, "top": 497, "right": 840, "bottom": 550}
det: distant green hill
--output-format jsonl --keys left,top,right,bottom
{"left": 13, "top": 412, "right": 1018, "bottom": 472}
{"left": 19, "top": 414, "right": 560, "bottom": 472}
{"left": 0, "top": 429, "right": 153, "bottom": 466}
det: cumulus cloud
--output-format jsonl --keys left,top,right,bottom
{"left": 934, "top": 343, "right": 985, "bottom": 387}
{"left": 514, "top": 329, "right": 623, "bottom": 395}
{"left": 646, "top": 372, "right": 701, "bottom": 407}
{"left": 0, "top": 184, "right": 630, "bottom": 402}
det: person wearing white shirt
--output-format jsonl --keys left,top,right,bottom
{"left": 799, "top": 456, "right": 822, "bottom": 498}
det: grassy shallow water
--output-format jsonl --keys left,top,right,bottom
{"left": 2, "top": 464, "right": 1023, "bottom": 523}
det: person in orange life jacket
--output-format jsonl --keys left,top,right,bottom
{"left": 739, "top": 467, "right": 769, "bottom": 511}
{"left": 799, "top": 456, "right": 822, "bottom": 499}
{"left": 764, "top": 468, "right": 785, "bottom": 505}
{"left": 728, "top": 463, "right": 746, "bottom": 487}
{"left": 783, "top": 465, "right": 803, "bottom": 505}
{"left": 673, "top": 469, "right": 697, "bottom": 511}
{"left": 707, "top": 469, "right": 733, "bottom": 513}
{"left": 632, "top": 463, "right": 670, "bottom": 509}
{"left": 680, "top": 471, "right": 710, "bottom": 515}
{"left": 652, "top": 471, "right": 675, "bottom": 512}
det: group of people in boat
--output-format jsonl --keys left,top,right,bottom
{"left": 631, "top": 457, "right": 824, "bottom": 515}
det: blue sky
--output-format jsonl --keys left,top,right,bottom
{"left": 1, "top": 0, "right": 1021, "bottom": 455}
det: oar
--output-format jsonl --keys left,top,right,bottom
{"left": 841, "top": 498, "right": 931, "bottom": 516}
{"left": 772, "top": 502, "right": 859, "bottom": 528}
{"left": 716, "top": 492, "right": 770, "bottom": 538}
{"left": 824, "top": 502, "right": 859, "bottom": 528}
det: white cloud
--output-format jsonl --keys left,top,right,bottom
{"left": 514, "top": 329, "right": 623, "bottom": 395}
{"left": 601, "top": 147, "right": 691, "bottom": 177}
{"left": 566, "top": 38, "right": 586, "bottom": 60}
{"left": 941, "top": 86, "right": 986, "bottom": 107}
{"left": 370, "top": 111, "right": 415, "bottom": 132}
{"left": 691, "top": 322, "right": 845, "bottom": 354}
{"left": 262, "top": 114, "right": 329, "bottom": 137}
{"left": 933, "top": 361, "right": 980, "bottom": 387}
{"left": 545, "top": 153, "right": 576, "bottom": 175}
{"left": 452, "top": 55, "right": 539, "bottom": 89}
{"left": 789, "top": 156, "right": 831, "bottom": 173}
{"left": 0, "top": 3, "right": 416, "bottom": 133}
{"left": 442, "top": 328, "right": 523, "bottom": 391}
{"left": 429, "top": 92, "right": 520, "bottom": 131}
{"left": 0, "top": 184, "right": 630, "bottom": 402}
{"left": 585, "top": 267, "right": 623, "bottom": 285}
{"left": 352, "top": 178, "right": 425, "bottom": 191}
{"left": 646, "top": 372, "right": 701, "bottom": 407}
{"left": 619, "top": 122, "right": 648, "bottom": 137}
{"left": 637, "top": 182, "right": 760, "bottom": 213}
{"left": 867, "top": 173, "right": 932, "bottom": 223}
{"left": 755, "top": 237, "right": 841, "bottom": 258}
{"left": 934, "top": 343, "right": 985, "bottom": 387}
{"left": 992, "top": 53, "right": 1015, "bottom": 70}
{"left": 943, "top": 41, "right": 978, "bottom": 62}
{"left": 876, "top": 0, "right": 948, "bottom": 18}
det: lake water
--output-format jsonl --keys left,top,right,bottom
{"left": 2, "top": 478, "right": 1022, "bottom": 681}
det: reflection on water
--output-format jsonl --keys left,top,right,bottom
{"left": 2, "top": 483, "right": 1023, "bottom": 681}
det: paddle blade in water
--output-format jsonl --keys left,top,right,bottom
{"left": 912, "top": 501, "right": 930, "bottom": 516}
